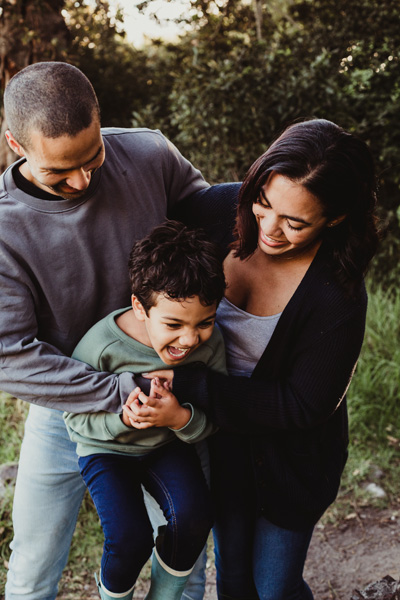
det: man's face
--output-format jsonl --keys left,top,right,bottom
{"left": 11, "top": 119, "right": 105, "bottom": 200}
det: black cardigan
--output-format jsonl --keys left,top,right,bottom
{"left": 172, "top": 183, "right": 367, "bottom": 529}
{"left": 172, "top": 224, "right": 367, "bottom": 530}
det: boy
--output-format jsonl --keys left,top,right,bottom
{"left": 64, "top": 221, "right": 226, "bottom": 600}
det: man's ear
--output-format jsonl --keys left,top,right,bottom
{"left": 327, "top": 214, "right": 347, "bottom": 228}
{"left": 131, "top": 294, "right": 147, "bottom": 321}
{"left": 5, "top": 131, "right": 25, "bottom": 157}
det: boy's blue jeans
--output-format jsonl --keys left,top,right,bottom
{"left": 210, "top": 431, "right": 315, "bottom": 600}
{"left": 5, "top": 405, "right": 209, "bottom": 600}
{"left": 79, "top": 443, "right": 213, "bottom": 593}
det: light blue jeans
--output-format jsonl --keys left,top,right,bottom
{"left": 5, "top": 405, "right": 207, "bottom": 600}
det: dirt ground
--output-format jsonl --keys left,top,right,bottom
{"left": 303, "top": 506, "right": 400, "bottom": 599}
{"left": 181, "top": 506, "right": 400, "bottom": 599}
{"left": 203, "top": 506, "right": 400, "bottom": 599}
{"left": 75, "top": 505, "right": 400, "bottom": 600}
{"left": 2, "top": 497, "right": 399, "bottom": 599}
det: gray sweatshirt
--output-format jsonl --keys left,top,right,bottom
{"left": 0, "top": 128, "right": 208, "bottom": 413}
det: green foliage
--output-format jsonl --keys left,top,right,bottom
{"left": 131, "top": 0, "right": 400, "bottom": 286}
{"left": 341, "top": 284, "right": 400, "bottom": 503}
{"left": 0, "top": 395, "right": 28, "bottom": 591}
{"left": 347, "top": 285, "right": 400, "bottom": 445}
{"left": 0, "top": 395, "right": 28, "bottom": 464}
{"left": 64, "top": 0, "right": 152, "bottom": 127}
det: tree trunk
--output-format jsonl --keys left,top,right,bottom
{"left": 252, "top": 0, "right": 263, "bottom": 42}
{"left": 0, "top": 0, "right": 71, "bottom": 172}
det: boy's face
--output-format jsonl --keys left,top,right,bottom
{"left": 133, "top": 294, "right": 217, "bottom": 366}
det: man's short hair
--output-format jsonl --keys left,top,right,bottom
{"left": 128, "top": 221, "right": 226, "bottom": 313}
{"left": 4, "top": 61, "right": 100, "bottom": 150}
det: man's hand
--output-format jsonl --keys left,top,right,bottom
{"left": 122, "top": 378, "right": 190, "bottom": 430}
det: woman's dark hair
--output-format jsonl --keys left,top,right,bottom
{"left": 128, "top": 220, "right": 226, "bottom": 313}
{"left": 233, "top": 118, "right": 380, "bottom": 293}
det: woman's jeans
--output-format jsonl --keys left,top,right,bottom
{"left": 210, "top": 432, "right": 314, "bottom": 600}
{"left": 79, "top": 443, "right": 213, "bottom": 593}
{"left": 5, "top": 405, "right": 210, "bottom": 600}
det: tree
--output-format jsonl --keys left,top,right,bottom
{"left": 284, "top": 0, "right": 400, "bottom": 284}
{"left": 0, "top": 0, "right": 70, "bottom": 170}
{"left": 65, "top": 0, "right": 152, "bottom": 128}
{"left": 0, "top": 0, "right": 70, "bottom": 85}
{"left": 131, "top": 0, "right": 400, "bottom": 284}
{"left": 0, "top": 0, "right": 152, "bottom": 167}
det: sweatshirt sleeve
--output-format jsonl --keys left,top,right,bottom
{"left": 162, "top": 134, "right": 209, "bottom": 208}
{"left": 0, "top": 254, "right": 135, "bottom": 413}
{"left": 64, "top": 330, "right": 131, "bottom": 434}
{"left": 171, "top": 404, "right": 216, "bottom": 443}
{"left": 172, "top": 311, "right": 365, "bottom": 433}
{"left": 64, "top": 410, "right": 130, "bottom": 442}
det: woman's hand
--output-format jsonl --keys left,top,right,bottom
{"left": 122, "top": 377, "right": 190, "bottom": 430}
{"left": 143, "top": 369, "right": 174, "bottom": 386}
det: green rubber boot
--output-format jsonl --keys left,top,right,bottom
{"left": 145, "top": 547, "right": 193, "bottom": 600}
{"left": 95, "top": 572, "right": 135, "bottom": 600}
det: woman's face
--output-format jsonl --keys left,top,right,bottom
{"left": 252, "top": 173, "right": 330, "bottom": 259}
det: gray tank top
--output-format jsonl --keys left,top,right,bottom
{"left": 216, "top": 297, "right": 281, "bottom": 376}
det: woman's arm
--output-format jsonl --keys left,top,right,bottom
{"left": 171, "top": 314, "right": 365, "bottom": 434}
{"left": 171, "top": 183, "right": 239, "bottom": 253}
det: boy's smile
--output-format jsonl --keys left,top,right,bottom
{"left": 167, "top": 346, "right": 191, "bottom": 360}
{"left": 132, "top": 293, "right": 217, "bottom": 366}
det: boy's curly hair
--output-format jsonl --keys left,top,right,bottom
{"left": 128, "top": 221, "right": 226, "bottom": 313}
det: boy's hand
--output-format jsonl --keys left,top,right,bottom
{"left": 123, "top": 378, "right": 190, "bottom": 430}
{"left": 121, "top": 387, "right": 142, "bottom": 427}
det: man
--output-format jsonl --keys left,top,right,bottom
{"left": 1, "top": 61, "right": 238, "bottom": 600}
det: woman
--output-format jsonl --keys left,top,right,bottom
{"left": 135, "top": 119, "right": 380, "bottom": 600}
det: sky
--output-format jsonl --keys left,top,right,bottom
{"left": 110, "top": 0, "right": 188, "bottom": 47}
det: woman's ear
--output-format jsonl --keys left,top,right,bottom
{"left": 327, "top": 215, "right": 347, "bottom": 228}
{"left": 131, "top": 295, "right": 147, "bottom": 321}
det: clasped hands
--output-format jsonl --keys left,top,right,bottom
{"left": 122, "top": 371, "right": 189, "bottom": 431}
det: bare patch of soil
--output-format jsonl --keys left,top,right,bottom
{"left": 205, "top": 506, "right": 400, "bottom": 600}
{"left": 59, "top": 506, "right": 400, "bottom": 599}
{"left": 303, "top": 506, "right": 400, "bottom": 600}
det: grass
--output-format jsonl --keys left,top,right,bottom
{"left": 0, "top": 395, "right": 28, "bottom": 589}
{"left": 328, "top": 284, "right": 400, "bottom": 519}
{"left": 0, "top": 395, "right": 106, "bottom": 597}
{"left": 0, "top": 283, "right": 399, "bottom": 595}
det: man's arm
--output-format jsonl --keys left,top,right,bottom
{"left": 170, "top": 182, "right": 240, "bottom": 254}
{"left": 0, "top": 338, "right": 135, "bottom": 414}
{"left": 0, "top": 262, "right": 135, "bottom": 413}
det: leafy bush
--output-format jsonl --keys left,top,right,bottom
{"left": 131, "top": 0, "right": 400, "bottom": 287}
